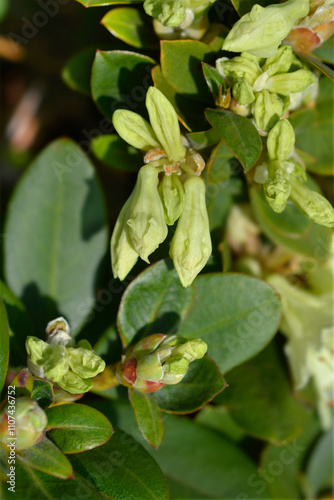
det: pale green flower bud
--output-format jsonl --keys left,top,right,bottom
{"left": 233, "top": 78, "right": 255, "bottom": 106}
{"left": 264, "top": 161, "right": 292, "bottom": 213}
{"left": 159, "top": 173, "right": 185, "bottom": 225}
{"left": 112, "top": 109, "right": 160, "bottom": 152}
{"left": 110, "top": 191, "right": 139, "bottom": 281}
{"left": 0, "top": 397, "right": 47, "bottom": 451}
{"left": 289, "top": 161, "right": 307, "bottom": 183}
{"left": 267, "top": 119, "right": 295, "bottom": 161}
{"left": 261, "top": 45, "right": 293, "bottom": 77}
{"left": 146, "top": 87, "right": 186, "bottom": 162}
{"left": 252, "top": 90, "right": 285, "bottom": 133}
{"left": 127, "top": 165, "right": 168, "bottom": 263}
{"left": 144, "top": 0, "right": 186, "bottom": 27}
{"left": 170, "top": 176, "right": 212, "bottom": 288}
{"left": 162, "top": 356, "right": 189, "bottom": 384}
{"left": 171, "top": 338, "right": 208, "bottom": 361}
{"left": 136, "top": 354, "right": 164, "bottom": 381}
{"left": 216, "top": 56, "right": 261, "bottom": 86}
{"left": 67, "top": 347, "right": 106, "bottom": 379}
{"left": 57, "top": 371, "right": 94, "bottom": 394}
{"left": 290, "top": 179, "right": 334, "bottom": 227}
{"left": 46, "top": 317, "right": 74, "bottom": 347}
{"left": 265, "top": 69, "right": 316, "bottom": 96}
{"left": 222, "top": 0, "right": 309, "bottom": 58}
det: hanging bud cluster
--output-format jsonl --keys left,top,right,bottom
{"left": 255, "top": 120, "right": 334, "bottom": 227}
{"left": 116, "top": 333, "right": 207, "bottom": 393}
{"left": 216, "top": 46, "right": 316, "bottom": 134}
{"left": 111, "top": 86, "right": 212, "bottom": 288}
{"left": 26, "top": 317, "right": 106, "bottom": 394}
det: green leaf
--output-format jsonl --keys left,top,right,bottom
{"left": 215, "top": 343, "right": 307, "bottom": 443}
{"left": 206, "top": 140, "right": 234, "bottom": 184}
{"left": 304, "top": 427, "right": 334, "bottom": 498}
{"left": 4, "top": 138, "right": 108, "bottom": 335}
{"left": 91, "top": 134, "right": 143, "bottom": 171}
{"left": 8, "top": 459, "right": 104, "bottom": 499}
{"left": 195, "top": 405, "right": 246, "bottom": 442}
{"left": 91, "top": 50, "right": 155, "bottom": 119}
{"left": 0, "top": 297, "right": 9, "bottom": 394}
{"left": 102, "top": 8, "right": 158, "bottom": 49}
{"left": 129, "top": 389, "right": 164, "bottom": 449}
{"left": 313, "top": 38, "right": 334, "bottom": 65}
{"left": 205, "top": 109, "right": 262, "bottom": 172}
{"left": 75, "top": 0, "right": 141, "bottom": 6}
{"left": 69, "top": 427, "right": 169, "bottom": 500}
{"left": 186, "top": 128, "right": 220, "bottom": 150}
{"left": 298, "top": 52, "right": 334, "bottom": 81}
{"left": 46, "top": 404, "right": 113, "bottom": 453}
{"left": 161, "top": 40, "right": 216, "bottom": 101}
{"left": 153, "top": 356, "right": 226, "bottom": 413}
{"left": 202, "top": 62, "right": 226, "bottom": 101}
{"left": 31, "top": 379, "right": 54, "bottom": 409}
{"left": 0, "top": 280, "right": 33, "bottom": 364}
{"left": 17, "top": 437, "right": 73, "bottom": 479}
{"left": 250, "top": 184, "right": 332, "bottom": 260}
{"left": 117, "top": 259, "right": 195, "bottom": 347}
{"left": 62, "top": 46, "right": 96, "bottom": 96}
{"left": 176, "top": 273, "right": 281, "bottom": 374}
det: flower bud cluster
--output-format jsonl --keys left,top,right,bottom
{"left": 26, "top": 317, "right": 106, "bottom": 394}
{"left": 116, "top": 333, "right": 207, "bottom": 393}
{"left": 216, "top": 46, "right": 316, "bottom": 134}
{"left": 111, "top": 87, "right": 212, "bottom": 288}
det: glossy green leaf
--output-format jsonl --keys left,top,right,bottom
{"left": 129, "top": 389, "right": 164, "bottom": 449}
{"left": 260, "top": 412, "right": 320, "bottom": 500}
{"left": 62, "top": 46, "right": 96, "bottom": 96}
{"left": 117, "top": 259, "right": 195, "bottom": 347}
{"left": 0, "top": 298, "right": 9, "bottom": 394}
{"left": 215, "top": 343, "right": 307, "bottom": 443}
{"left": 102, "top": 8, "right": 158, "bottom": 49}
{"left": 313, "top": 38, "right": 334, "bottom": 65}
{"left": 70, "top": 427, "right": 169, "bottom": 500}
{"left": 176, "top": 273, "right": 281, "bottom": 374}
{"left": 231, "top": 0, "right": 281, "bottom": 16}
{"left": 206, "top": 176, "right": 243, "bottom": 231}
{"left": 304, "top": 427, "right": 334, "bottom": 498}
{"left": 161, "top": 40, "right": 216, "bottom": 101}
{"left": 206, "top": 140, "right": 234, "bottom": 184}
{"left": 17, "top": 437, "right": 73, "bottom": 479}
{"left": 6, "top": 460, "right": 104, "bottom": 500}
{"left": 195, "top": 405, "right": 246, "bottom": 442}
{"left": 31, "top": 379, "right": 54, "bottom": 409}
{"left": 187, "top": 128, "right": 220, "bottom": 150}
{"left": 91, "top": 50, "right": 155, "bottom": 119}
{"left": 202, "top": 62, "right": 226, "bottom": 101}
{"left": 153, "top": 356, "right": 226, "bottom": 414}
{"left": 91, "top": 134, "right": 143, "bottom": 171}
{"left": 250, "top": 184, "right": 332, "bottom": 260}
{"left": 0, "top": 280, "right": 33, "bottom": 364}
{"left": 46, "top": 404, "right": 113, "bottom": 453}
{"left": 205, "top": 109, "right": 262, "bottom": 172}
{"left": 93, "top": 323, "right": 123, "bottom": 365}
{"left": 4, "top": 138, "right": 108, "bottom": 335}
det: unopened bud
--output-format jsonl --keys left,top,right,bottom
{"left": 264, "top": 161, "right": 292, "bottom": 213}
{"left": 267, "top": 119, "right": 295, "bottom": 161}
{"left": 127, "top": 165, "right": 168, "bottom": 263}
{"left": 170, "top": 176, "right": 212, "bottom": 287}
{"left": 112, "top": 109, "right": 160, "bottom": 151}
{"left": 261, "top": 45, "right": 294, "bottom": 77}
{"left": 233, "top": 78, "right": 255, "bottom": 105}
{"left": 252, "top": 90, "right": 286, "bottom": 133}
{"left": 216, "top": 55, "right": 261, "bottom": 86}
{"left": 265, "top": 69, "right": 316, "bottom": 96}
{"left": 290, "top": 179, "right": 334, "bottom": 227}
{"left": 222, "top": 0, "right": 309, "bottom": 57}
{"left": 159, "top": 173, "right": 185, "bottom": 225}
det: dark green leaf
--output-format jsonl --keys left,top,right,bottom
{"left": 91, "top": 134, "right": 143, "bottom": 171}
{"left": 4, "top": 138, "right": 108, "bottom": 335}
{"left": 31, "top": 379, "right": 54, "bottom": 409}
{"left": 215, "top": 343, "right": 307, "bottom": 443}
{"left": 250, "top": 184, "right": 332, "bottom": 260}
{"left": 205, "top": 109, "right": 262, "bottom": 172}
{"left": 176, "top": 273, "right": 281, "bottom": 374}
{"left": 70, "top": 427, "right": 169, "bottom": 500}
{"left": 202, "top": 62, "right": 226, "bottom": 100}
{"left": 17, "top": 437, "right": 73, "bottom": 479}
{"left": 298, "top": 52, "right": 334, "bottom": 81}
{"left": 195, "top": 405, "right": 246, "bottom": 442}
{"left": 187, "top": 128, "right": 220, "bottom": 150}
{"left": 46, "top": 404, "right": 113, "bottom": 453}
{"left": 93, "top": 323, "right": 123, "bottom": 364}
{"left": 102, "top": 8, "right": 158, "bottom": 49}
{"left": 153, "top": 356, "right": 226, "bottom": 414}
{"left": 117, "top": 259, "right": 195, "bottom": 347}
{"left": 129, "top": 389, "right": 164, "bottom": 449}
{"left": 0, "top": 298, "right": 9, "bottom": 394}
{"left": 305, "top": 427, "right": 334, "bottom": 498}
{"left": 313, "top": 38, "right": 334, "bottom": 65}
{"left": 75, "top": 0, "right": 141, "bottom": 5}
{"left": 207, "top": 140, "right": 234, "bottom": 184}
{"left": 91, "top": 50, "right": 155, "bottom": 119}
{"left": 62, "top": 46, "right": 96, "bottom": 96}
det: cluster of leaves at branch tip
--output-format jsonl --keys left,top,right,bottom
{"left": 111, "top": 86, "right": 212, "bottom": 288}
{"left": 116, "top": 333, "right": 207, "bottom": 393}
{"left": 0, "top": 397, "right": 47, "bottom": 450}
{"left": 25, "top": 317, "right": 106, "bottom": 394}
